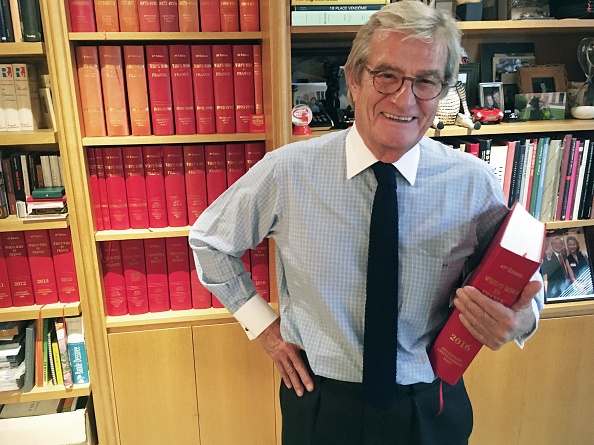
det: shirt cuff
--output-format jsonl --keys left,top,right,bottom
{"left": 514, "top": 298, "right": 540, "bottom": 348}
{"left": 233, "top": 294, "right": 279, "bottom": 340}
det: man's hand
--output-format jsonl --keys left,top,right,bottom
{"left": 257, "top": 318, "right": 314, "bottom": 396}
{"left": 453, "top": 280, "right": 542, "bottom": 350}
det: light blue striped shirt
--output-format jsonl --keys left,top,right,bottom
{"left": 189, "top": 127, "right": 543, "bottom": 385}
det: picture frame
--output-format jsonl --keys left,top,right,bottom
{"left": 479, "top": 82, "right": 504, "bottom": 109}
{"left": 517, "top": 64, "right": 567, "bottom": 93}
{"left": 510, "top": 0, "right": 550, "bottom": 20}
{"left": 458, "top": 63, "right": 480, "bottom": 108}
{"left": 479, "top": 42, "right": 535, "bottom": 83}
{"left": 492, "top": 53, "right": 535, "bottom": 84}
{"left": 514, "top": 92, "right": 567, "bottom": 120}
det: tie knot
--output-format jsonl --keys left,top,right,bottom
{"left": 371, "top": 162, "right": 397, "bottom": 187}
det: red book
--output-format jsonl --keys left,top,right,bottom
{"left": 142, "top": 146, "right": 168, "bottom": 228}
{"left": 220, "top": 0, "right": 239, "bottom": 31}
{"left": 75, "top": 46, "right": 107, "bottom": 137}
{"left": 225, "top": 143, "right": 245, "bottom": 187}
{"left": 183, "top": 145, "right": 207, "bottom": 225}
{"left": 163, "top": 145, "right": 188, "bottom": 227}
{"left": 178, "top": 0, "right": 200, "bottom": 32}
{"left": 429, "top": 203, "right": 544, "bottom": 385}
{"left": 117, "top": 0, "right": 140, "bottom": 31}
{"left": 245, "top": 142, "right": 265, "bottom": 170}
{"left": 121, "top": 239, "right": 149, "bottom": 315}
{"left": 87, "top": 148, "right": 104, "bottom": 231}
{"left": 144, "top": 238, "right": 170, "bottom": 312}
{"left": 2, "top": 232, "right": 34, "bottom": 306}
{"left": 101, "top": 241, "right": 129, "bottom": 316}
{"left": 103, "top": 147, "right": 131, "bottom": 230}
{"left": 251, "top": 239, "right": 269, "bottom": 303}
{"left": 502, "top": 140, "right": 517, "bottom": 205}
{"left": 188, "top": 245, "right": 211, "bottom": 308}
{"left": 122, "top": 146, "right": 150, "bottom": 229}
{"left": 166, "top": 237, "right": 192, "bottom": 310}
{"left": 94, "top": 148, "right": 112, "bottom": 230}
{"left": 0, "top": 236, "right": 12, "bottom": 308}
{"left": 191, "top": 45, "right": 216, "bottom": 134}
{"left": 465, "top": 140, "right": 479, "bottom": 157}
{"left": 239, "top": 0, "right": 259, "bottom": 31}
{"left": 169, "top": 45, "right": 196, "bottom": 135}
{"left": 159, "top": 0, "right": 179, "bottom": 31}
{"left": 99, "top": 46, "right": 131, "bottom": 137}
{"left": 146, "top": 45, "right": 175, "bottom": 136}
{"left": 25, "top": 230, "right": 59, "bottom": 304}
{"left": 253, "top": 44, "right": 263, "bottom": 115}
{"left": 212, "top": 44, "right": 235, "bottom": 133}
{"left": 94, "top": 0, "right": 120, "bottom": 31}
{"left": 232, "top": 45, "right": 255, "bottom": 133}
{"left": 137, "top": 0, "right": 161, "bottom": 31}
{"left": 49, "top": 229, "right": 80, "bottom": 303}
{"left": 205, "top": 144, "right": 227, "bottom": 205}
{"left": 123, "top": 46, "right": 152, "bottom": 136}
{"left": 199, "top": 0, "right": 221, "bottom": 32}
{"left": 68, "top": 0, "right": 97, "bottom": 32}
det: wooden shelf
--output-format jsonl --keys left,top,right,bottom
{"left": 0, "top": 42, "right": 45, "bottom": 57}
{"left": 106, "top": 307, "right": 233, "bottom": 330}
{"left": 0, "top": 215, "right": 69, "bottom": 232}
{"left": 0, "top": 129, "right": 57, "bottom": 145}
{"left": 0, "top": 302, "right": 81, "bottom": 322}
{"left": 82, "top": 133, "right": 266, "bottom": 147}
{"left": 545, "top": 219, "right": 594, "bottom": 229}
{"left": 0, "top": 383, "right": 90, "bottom": 404}
{"left": 69, "top": 31, "right": 262, "bottom": 41}
{"left": 95, "top": 226, "right": 191, "bottom": 242}
{"left": 541, "top": 300, "right": 594, "bottom": 319}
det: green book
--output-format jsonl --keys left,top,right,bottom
{"left": 31, "top": 187, "right": 65, "bottom": 199}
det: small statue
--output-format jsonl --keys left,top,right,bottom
{"left": 432, "top": 81, "right": 481, "bottom": 131}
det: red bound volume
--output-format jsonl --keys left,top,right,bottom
{"left": 146, "top": 45, "right": 175, "bottom": 136}
{"left": 117, "top": 0, "right": 140, "bottom": 31}
{"left": 101, "top": 241, "right": 129, "bottom": 316}
{"left": 183, "top": 145, "right": 207, "bottom": 225}
{"left": 245, "top": 142, "right": 265, "bottom": 170}
{"left": 99, "top": 46, "right": 131, "bottom": 137}
{"left": 123, "top": 46, "right": 152, "bottom": 136}
{"left": 75, "top": 46, "right": 107, "bottom": 137}
{"left": 94, "top": 0, "right": 120, "bottom": 31}
{"left": 199, "top": 0, "right": 221, "bottom": 32}
{"left": 49, "top": 229, "right": 80, "bottom": 303}
{"left": 94, "top": 148, "right": 112, "bottom": 230}
{"left": 239, "top": 0, "right": 259, "bottom": 31}
{"left": 142, "top": 146, "right": 169, "bottom": 228}
{"left": 205, "top": 144, "right": 227, "bottom": 205}
{"left": 232, "top": 45, "right": 255, "bottom": 133}
{"left": 253, "top": 44, "right": 263, "bottom": 115}
{"left": 191, "top": 45, "right": 216, "bottom": 134}
{"left": 169, "top": 45, "right": 196, "bottom": 135}
{"left": 212, "top": 44, "right": 235, "bottom": 133}
{"left": 103, "top": 147, "right": 131, "bottom": 230}
{"left": 0, "top": 236, "right": 13, "bottom": 308}
{"left": 429, "top": 203, "right": 545, "bottom": 385}
{"left": 87, "top": 149, "right": 104, "bottom": 231}
{"left": 122, "top": 147, "right": 150, "bottom": 229}
{"left": 166, "top": 237, "right": 192, "bottom": 310}
{"left": 225, "top": 143, "right": 245, "bottom": 187}
{"left": 220, "top": 0, "right": 239, "bottom": 32}
{"left": 121, "top": 239, "right": 149, "bottom": 315}
{"left": 159, "top": 0, "right": 179, "bottom": 31}
{"left": 163, "top": 145, "right": 188, "bottom": 227}
{"left": 188, "top": 245, "right": 211, "bottom": 308}
{"left": 25, "top": 230, "right": 59, "bottom": 304}
{"left": 137, "top": 0, "right": 161, "bottom": 31}
{"left": 2, "top": 232, "right": 34, "bottom": 306}
{"left": 144, "top": 238, "right": 170, "bottom": 312}
{"left": 68, "top": 0, "right": 97, "bottom": 32}
{"left": 251, "top": 239, "right": 269, "bottom": 302}
{"left": 178, "top": 0, "right": 200, "bottom": 32}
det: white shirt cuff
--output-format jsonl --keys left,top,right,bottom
{"left": 233, "top": 294, "right": 279, "bottom": 340}
{"left": 514, "top": 298, "right": 540, "bottom": 348}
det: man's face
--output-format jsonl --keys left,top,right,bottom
{"left": 551, "top": 238, "right": 564, "bottom": 253}
{"left": 347, "top": 31, "right": 447, "bottom": 163}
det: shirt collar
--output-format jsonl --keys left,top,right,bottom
{"left": 345, "top": 122, "right": 419, "bottom": 185}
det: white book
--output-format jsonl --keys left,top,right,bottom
{"left": 12, "top": 64, "right": 36, "bottom": 130}
{"left": 540, "top": 138, "right": 564, "bottom": 222}
{"left": 26, "top": 65, "right": 43, "bottom": 129}
{"left": 0, "top": 64, "right": 20, "bottom": 131}
{"left": 19, "top": 154, "right": 31, "bottom": 198}
{"left": 38, "top": 87, "right": 57, "bottom": 130}
{"left": 489, "top": 144, "right": 508, "bottom": 189}
{"left": 49, "top": 154, "right": 61, "bottom": 187}
{"left": 519, "top": 139, "right": 534, "bottom": 208}
{"left": 573, "top": 139, "right": 590, "bottom": 220}
{"left": 40, "top": 155, "right": 53, "bottom": 187}
{"left": 0, "top": 89, "right": 7, "bottom": 131}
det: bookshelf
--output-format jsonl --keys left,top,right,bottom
{"left": 0, "top": 42, "right": 45, "bottom": 56}
{"left": 0, "top": 215, "right": 69, "bottom": 232}
{"left": 0, "top": 302, "right": 81, "bottom": 323}
{"left": 0, "top": 382, "right": 90, "bottom": 404}
{"left": 82, "top": 132, "right": 265, "bottom": 146}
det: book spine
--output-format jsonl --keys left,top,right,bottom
{"left": 292, "top": 4, "right": 383, "bottom": 10}
{"left": 178, "top": 0, "right": 200, "bottom": 32}
{"left": 253, "top": 44, "right": 263, "bottom": 115}
{"left": 99, "top": 46, "right": 130, "bottom": 136}
{"left": 560, "top": 137, "right": 577, "bottom": 221}
{"left": 0, "top": 63, "right": 20, "bottom": 131}
{"left": 0, "top": 0, "right": 10, "bottom": 43}
{"left": 47, "top": 326, "right": 57, "bottom": 385}
{"left": 0, "top": 159, "right": 9, "bottom": 217}
{"left": 8, "top": 0, "right": 21, "bottom": 41}
{"left": 251, "top": 239, "right": 269, "bottom": 302}
{"left": 220, "top": 0, "right": 239, "bottom": 31}
{"left": 18, "top": 0, "right": 42, "bottom": 41}
{"left": 579, "top": 140, "right": 594, "bottom": 219}
{"left": 20, "top": 153, "right": 32, "bottom": 198}
{"left": 87, "top": 148, "right": 105, "bottom": 231}
{"left": 26, "top": 65, "right": 43, "bottom": 130}
{"left": 22, "top": 321, "right": 35, "bottom": 392}
{"left": 533, "top": 137, "right": 550, "bottom": 220}
{"left": 166, "top": 237, "right": 192, "bottom": 310}
{"left": 123, "top": 46, "right": 152, "bottom": 136}
{"left": 159, "top": 0, "right": 179, "bottom": 31}
{"left": 146, "top": 45, "right": 175, "bottom": 136}
{"left": 239, "top": 0, "right": 259, "bottom": 31}
{"left": 35, "top": 317, "right": 46, "bottom": 387}
{"left": 144, "top": 238, "right": 170, "bottom": 311}
{"left": 142, "top": 145, "right": 169, "bottom": 227}
{"left": 117, "top": 0, "right": 140, "bottom": 31}
{"left": 68, "top": 337, "right": 90, "bottom": 384}
{"left": 169, "top": 44, "right": 197, "bottom": 135}
{"left": 51, "top": 332, "right": 64, "bottom": 385}
{"left": 9, "top": 153, "right": 26, "bottom": 202}
{"left": 291, "top": 10, "right": 375, "bottom": 26}
{"left": 566, "top": 140, "right": 583, "bottom": 220}
{"left": 101, "top": 241, "right": 129, "bottom": 315}
{"left": 245, "top": 141, "right": 265, "bottom": 170}
{"left": 199, "top": 0, "right": 221, "bottom": 32}
{"left": 555, "top": 134, "right": 574, "bottom": 221}
{"left": 191, "top": 45, "right": 216, "bottom": 134}
{"left": 122, "top": 146, "right": 150, "bottom": 229}
{"left": 50, "top": 154, "right": 63, "bottom": 187}
{"left": 0, "top": 234, "right": 13, "bottom": 307}
{"left": 137, "top": 0, "right": 161, "bottom": 31}
{"left": 55, "top": 319, "right": 73, "bottom": 387}
{"left": 121, "top": 239, "right": 149, "bottom": 314}
{"left": 232, "top": 44, "right": 254, "bottom": 133}
{"left": 182, "top": 145, "right": 207, "bottom": 225}
{"left": 205, "top": 144, "right": 227, "bottom": 205}
{"left": 163, "top": 145, "right": 188, "bottom": 226}
{"left": 212, "top": 44, "right": 236, "bottom": 133}
{"left": 103, "top": 147, "right": 131, "bottom": 230}
{"left": 94, "top": 0, "right": 120, "bottom": 31}
{"left": 25, "top": 230, "right": 59, "bottom": 304}
{"left": 188, "top": 244, "right": 211, "bottom": 308}
{"left": 2, "top": 158, "right": 17, "bottom": 214}
{"left": 573, "top": 139, "right": 589, "bottom": 220}
{"left": 75, "top": 46, "right": 107, "bottom": 137}
{"left": 68, "top": 0, "right": 97, "bottom": 32}
{"left": 49, "top": 229, "right": 80, "bottom": 303}
{"left": 2, "top": 231, "right": 35, "bottom": 306}
{"left": 94, "top": 148, "right": 113, "bottom": 230}
{"left": 225, "top": 143, "right": 245, "bottom": 187}
{"left": 12, "top": 63, "right": 36, "bottom": 130}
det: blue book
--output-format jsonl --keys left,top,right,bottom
{"left": 68, "top": 341, "right": 90, "bottom": 384}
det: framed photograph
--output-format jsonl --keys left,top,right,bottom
{"left": 543, "top": 227, "right": 594, "bottom": 304}
{"left": 514, "top": 92, "right": 566, "bottom": 120}
{"left": 479, "top": 82, "right": 504, "bottom": 109}
{"left": 292, "top": 83, "right": 327, "bottom": 110}
{"left": 510, "top": 0, "right": 550, "bottom": 20}
{"left": 492, "top": 53, "right": 535, "bottom": 84}
{"left": 517, "top": 64, "right": 567, "bottom": 93}
{"left": 458, "top": 63, "right": 480, "bottom": 108}
{"left": 479, "top": 42, "right": 535, "bottom": 83}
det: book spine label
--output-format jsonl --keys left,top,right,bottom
{"left": 212, "top": 44, "right": 236, "bottom": 133}
{"left": 251, "top": 239, "right": 269, "bottom": 302}
{"left": 205, "top": 144, "right": 227, "bottom": 205}
{"left": 94, "top": 148, "right": 113, "bottom": 230}
{"left": 225, "top": 143, "right": 245, "bottom": 187}
{"left": 75, "top": 46, "right": 107, "bottom": 137}
{"left": 253, "top": 44, "right": 263, "bottom": 115}
{"left": 144, "top": 238, "right": 170, "bottom": 311}
{"left": 0, "top": 63, "right": 20, "bottom": 131}
{"left": 232, "top": 45, "right": 255, "bottom": 133}
{"left": 25, "top": 230, "right": 59, "bottom": 304}
{"left": 178, "top": 0, "right": 200, "bottom": 31}
{"left": 2, "top": 231, "right": 35, "bottom": 306}
{"left": 99, "top": 46, "right": 131, "bottom": 136}
{"left": 122, "top": 146, "right": 150, "bottom": 228}
{"left": 87, "top": 148, "right": 105, "bottom": 230}
{"left": 143, "top": 145, "right": 169, "bottom": 227}
{"left": 101, "top": 241, "right": 129, "bottom": 315}
{"left": 220, "top": 0, "right": 239, "bottom": 32}
{"left": 121, "top": 239, "right": 149, "bottom": 314}
{"left": 170, "top": 45, "right": 197, "bottom": 135}
{"left": 159, "top": 0, "right": 179, "bottom": 31}
{"left": 137, "top": 0, "right": 161, "bottom": 31}
{"left": 68, "top": 340, "right": 91, "bottom": 384}
{"left": 94, "top": 0, "right": 120, "bottom": 31}
{"left": 146, "top": 45, "right": 175, "bottom": 136}
{"left": 103, "top": 147, "right": 131, "bottom": 230}
{"left": 123, "top": 46, "right": 152, "bottom": 136}
{"left": 239, "top": 0, "right": 259, "bottom": 31}
{"left": 245, "top": 142, "right": 265, "bottom": 170}
{"left": 12, "top": 63, "right": 36, "bottom": 130}
{"left": 163, "top": 145, "right": 188, "bottom": 227}
{"left": 117, "top": 0, "right": 140, "bottom": 32}
{"left": 0, "top": 234, "right": 13, "bottom": 307}
{"left": 191, "top": 45, "right": 216, "bottom": 134}
{"left": 166, "top": 237, "right": 192, "bottom": 310}
{"left": 188, "top": 245, "right": 211, "bottom": 308}
{"left": 183, "top": 144, "right": 208, "bottom": 224}
{"left": 68, "top": 0, "right": 97, "bottom": 32}
{"left": 199, "top": 0, "right": 221, "bottom": 32}
{"left": 49, "top": 229, "right": 80, "bottom": 303}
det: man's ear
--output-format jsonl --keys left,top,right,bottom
{"left": 345, "top": 66, "right": 359, "bottom": 104}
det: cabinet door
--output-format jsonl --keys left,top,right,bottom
{"left": 109, "top": 327, "right": 200, "bottom": 445}
{"left": 193, "top": 322, "right": 276, "bottom": 445}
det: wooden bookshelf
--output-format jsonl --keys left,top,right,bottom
{"left": 0, "top": 383, "right": 91, "bottom": 404}
{"left": 0, "top": 42, "right": 45, "bottom": 57}
{"left": 106, "top": 308, "right": 233, "bottom": 330}
{"left": 541, "top": 300, "right": 594, "bottom": 319}
{"left": 94, "top": 226, "right": 191, "bottom": 242}
{"left": 0, "top": 302, "right": 81, "bottom": 322}
{"left": 82, "top": 133, "right": 266, "bottom": 147}
{"left": 69, "top": 31, "right": 262, "bottom": 41}
{"left": 0, "top": 215, "right": 69, "bottom": 232}
{"left": 0, "top": 129, "right": 57, "bottom": 145}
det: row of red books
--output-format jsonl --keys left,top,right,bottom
{"left": 87, "top": 142, "right": 264, "bottom": 231}
{"left": 0, "top": 229, "right": 80, "bottom": 308}
{"left": 101, "top": 237, "right": 269, "bottom": 315}
{"left": 76, "top": 43, "right": 264, "bottom": 137}
{"left": 69, "top": 0, "right": 260, "bottom": 33}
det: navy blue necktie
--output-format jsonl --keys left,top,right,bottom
{"left": 363, "top": 162, "right": 399, "bottom": 409}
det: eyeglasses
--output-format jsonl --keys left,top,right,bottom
{"left": 365, "top": 66, "right": 448, "bottom": 101}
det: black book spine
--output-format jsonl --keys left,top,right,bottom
{"left": 9, "top": 154, "right": 26, "bottom": 202}
{"left": 17, "top": 0, "right": 42, "bottom": 42}
{"left": 578, "top": 140, "right": 594, "bottom": 219}
{"left": 560, "top": 138, "right": 577, "bottom": 221}
{"left": 0, "top": 0, "right": 14, "bottom": 42}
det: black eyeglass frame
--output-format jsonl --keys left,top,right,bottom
{"left": 364, "top": 66, "right": 449, "bottom": 101}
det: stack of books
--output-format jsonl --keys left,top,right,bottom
{"left": 25, "top": 187, "right": 67, "bottom": 217}
{"left": 291, "top": 0, "right": 389, "bottom": 26}
{"left": 0, "top": 321, "right": 27, "bottom": 392}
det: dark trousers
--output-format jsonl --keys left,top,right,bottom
{"left": 280, "top": 352, "right": 473, "bottom": 445}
